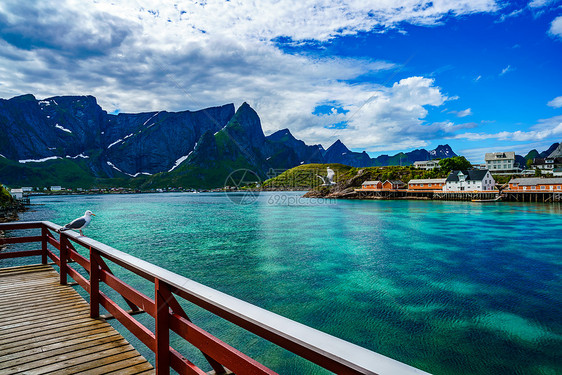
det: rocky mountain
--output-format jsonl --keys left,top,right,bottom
{"left": 0, "top": 94, "right": 459, "bottom": 188}
{"left": 0, "top": 94, "right": 234, "bottom": 177}
{"left": 518, "top": 142, "right": 560, "bottom": 168}
{"left": 322, "top": 141, "right": 456, "bottom": 167}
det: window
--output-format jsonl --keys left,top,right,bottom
{"left": 541, "top": 186, "right": 546, "bottom": 190}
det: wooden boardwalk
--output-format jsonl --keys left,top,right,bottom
{"left": 0, "top": 264, "right": 154, "bottom": 375}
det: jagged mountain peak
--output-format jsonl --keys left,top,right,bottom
{"left": 326, "top": 139, "right": 351, "bottom": 154}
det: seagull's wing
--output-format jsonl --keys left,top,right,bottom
{"left": 326, "top": 168, "right": 335, "bottom": 180}
{"left": 64, "top": 217, "right": 87, "bottom": 230}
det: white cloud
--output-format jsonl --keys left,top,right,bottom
{"left": 500, "top": 65, "right": 514, "bottom": 76}
{"left": 528, "top": 0, "right": 556, "bottom": 8}
{"left": 455, "top": 115, "right": 562, "bottom": 142}
{"left": 549, "top": 16, "right": 562, "bottom": 39}
{"left": 0, "top": 0, "right": 501, "bottom": 151}
{"left": 450, "top": 108, "right": 472, "bottom": 117}
{"left": 547, "top": 96, "right": 562, "bottom": 108}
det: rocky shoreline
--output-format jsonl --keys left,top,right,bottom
{"left": 0, "top": 201, "right": 27, "bottom": 223}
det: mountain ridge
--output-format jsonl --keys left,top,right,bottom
{"left": 1, "top": 93, "right": 463, "bottom": 188}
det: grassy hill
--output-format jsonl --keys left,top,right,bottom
{"left": 262, "top": 163, "right": 355, "bottom": 190}
{"left": 263, "top": 163, "right": 449, "bottom": 191}
{"left": 0, "top": 157, "right": 147, "bottom": 190}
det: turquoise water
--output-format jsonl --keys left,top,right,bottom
{"left": 4, "top": 192, "right": 562, "bottom": 374}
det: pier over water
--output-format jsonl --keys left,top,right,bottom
{"left": 0, "top": 221, "right": 429, "bottom": 375}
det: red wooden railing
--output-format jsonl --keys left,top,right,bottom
{"left": 0, "top": 221, "right": 430, "bottom": 375}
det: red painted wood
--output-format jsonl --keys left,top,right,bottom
{"left": 0, "top": 235, "right": 42, "bottom": 245}
{"left": 169, "top": 347, "right": 207, "bottom": 375}
{"left": 41, "top": 227, "right": 48, "bottom": 264}
{"left": 90, "top": 248, "right": 100, "bottom": 318}
{"left": 0, "top": 222, "right": 42, "bottom": 230}
{"left": 67, "top": 248, "right": 90, "bottom": 271}
{"left": 155, "top": 279, "right": 170, "bottom": 375}
{"left": 158, "top": 285, "right": 226, "bottom": 374}
{"left": 171, "top": 287, "right": 359, "bottom": 374}
{"left": 97, "top": 251, "right": 154, "bottom": 282}
{"left": 66, "top": 264, "right": 90, "bottom": 294}
{"left": 92, "top": 253, "right": 141, "bottom": 312}
{"left": 99, "top": 292, "right": 156, "bottom": 351}
{"left": 47, "top": 249, "right": 60, "bottom": 266}
{"left": 0, "top": 250, "right": 42, "bottom": 259}
{"left": 100, "top": 269, "right": 156, "bottom": 317}
{"left": 46, "top": 235, "right": 61, "bottom": 250}
{"left": 170, "top": 313, "right": 277, "bottom": 375}
{"left": 59, "top": 235, "right": 68, "bottom": 285}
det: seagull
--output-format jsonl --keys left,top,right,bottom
{"left": 317, "top": 167, "right": 337, "bottom": 186}
{"left": 58, "top": 210, "right": 96, "bottom": 236}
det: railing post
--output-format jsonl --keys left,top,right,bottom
{"left": 59, "top": 234, "right": 68, "bottom": 285}
{"left": 41, "top": 225, "right": 48, "bottom": 265}
{"left": 90, "top": 248, "right": 100, "bottom": 319}
{"left": 155, "top": 278, "right": 170, "bottom": 375}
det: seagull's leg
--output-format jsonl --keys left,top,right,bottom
{"left": 79, "top": 229, "right": 83, "bottom": 236}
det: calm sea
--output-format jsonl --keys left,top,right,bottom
{"left": 5, "top": 191, "right": 562, "bottom": 374}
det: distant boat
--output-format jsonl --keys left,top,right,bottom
{"left": 472, "top": 195, "right": 502, "bottom": 202}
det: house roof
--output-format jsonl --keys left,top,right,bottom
{"left": 413, "top": 160, "right": 439, "bottom": 165}
{"left": 362, "top": 180, "right": 381, "bottom": 185}
{"left": 484, "top": 152, "right": 515, "bottom": 161}
{"left": 509, "top": 177, "right": 562, "bottom": 185}
{"left": 385, "top": 180, "right": 405, "bottom": 185}
{"left": 532, "top": 157, "right": 562, "bottom": 165}
{"left": 446, "top": 170, "right": 489, "bottom": 182}
{"left": 548, "top": 143, "right": 562, "bottom": 158}
{"left": 408, "top": 178, "right": 447, "bottom": 184}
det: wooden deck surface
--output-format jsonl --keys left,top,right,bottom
{"left": 0, "top": 264, "right": 154, "bottom": 375}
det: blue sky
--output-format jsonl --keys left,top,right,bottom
{"left": 0, "top": 0, "right": 561, "bottom": 162}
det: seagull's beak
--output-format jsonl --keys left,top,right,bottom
{"left": 91, "top": 213, "right": 96, "bottom": 216}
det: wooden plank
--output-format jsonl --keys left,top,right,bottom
{"left": 0, "top": 302, "right": 88, "bottom": 323}
{"left": 0, "top": 286, "right": 79, "bottom": 303}
{"left": 0, "top": 327, "right": 120, "bottom": 357}
{"left": 103, "top": 361, "right": 156, "bottom": 374}
{"left": 0, "top": 341, "right": 134, "bottom": 373}
{"left": 0, "top": 264, "right": 153, "bottom": 374}
{"left": 0, "top": 263, "right": 50, "bottom": 273}
{"left": 30, "top": 346, "right": 138, "bottom": 374}
{"left": 0, "top": 317, "right": 106, "bottom": 343}
{"left": 0, "top": 286, "right": 82, "bottom": 302}
{"left": 62, "top": 352, "right": 146, "bottom": 374}
{"left": 0, "top": 332, "right": 126, "bottom": 367}
{"left": 0, "top": 249, "right": 42, "bottom": 259}
{"left": 0, "top": 313, "right": 94, "bottom": 335}
{"left": 0, "top": 326, "right": 117, "bottom": 353}
{"left": 0, "top": 302, "right": 90, "bottom": 325}
{"left": 0, "top": 295, "right": 88, "bottom": 315}
{"left": 0, "top": 235, "right": 42, "bottom": 245}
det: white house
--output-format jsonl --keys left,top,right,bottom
{"left": 10, "top": 188, "right": 23, "bottom": 200}
{"left": 50, "top": 186, "right": 62, "bottom": 191}
{"left": 484, "top": 152, "right": 521, "bottom": 173}
{"left": 444, "top": 170, "right": 495, "bottom": 192}
{"left": 413, "top": 160, "right": 440, "bottom": 170}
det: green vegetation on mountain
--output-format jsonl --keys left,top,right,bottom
{"left": 263, "top": 163, "right": 449, "bottom": 192}
{"left": 0, "top": 157, "right": 142, "bottom": 190}
{"left": 438, "top": 156, "right": 472, "bottom": 173}
{"left": 262, "top": 164, "right": 354, "bottom": 189}
{"left": 0, "top": 184, "right": 13, "bottom": 206}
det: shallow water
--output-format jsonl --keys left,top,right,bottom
{"left": 4, "top": 192, "right": 562, "bottom": 374}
